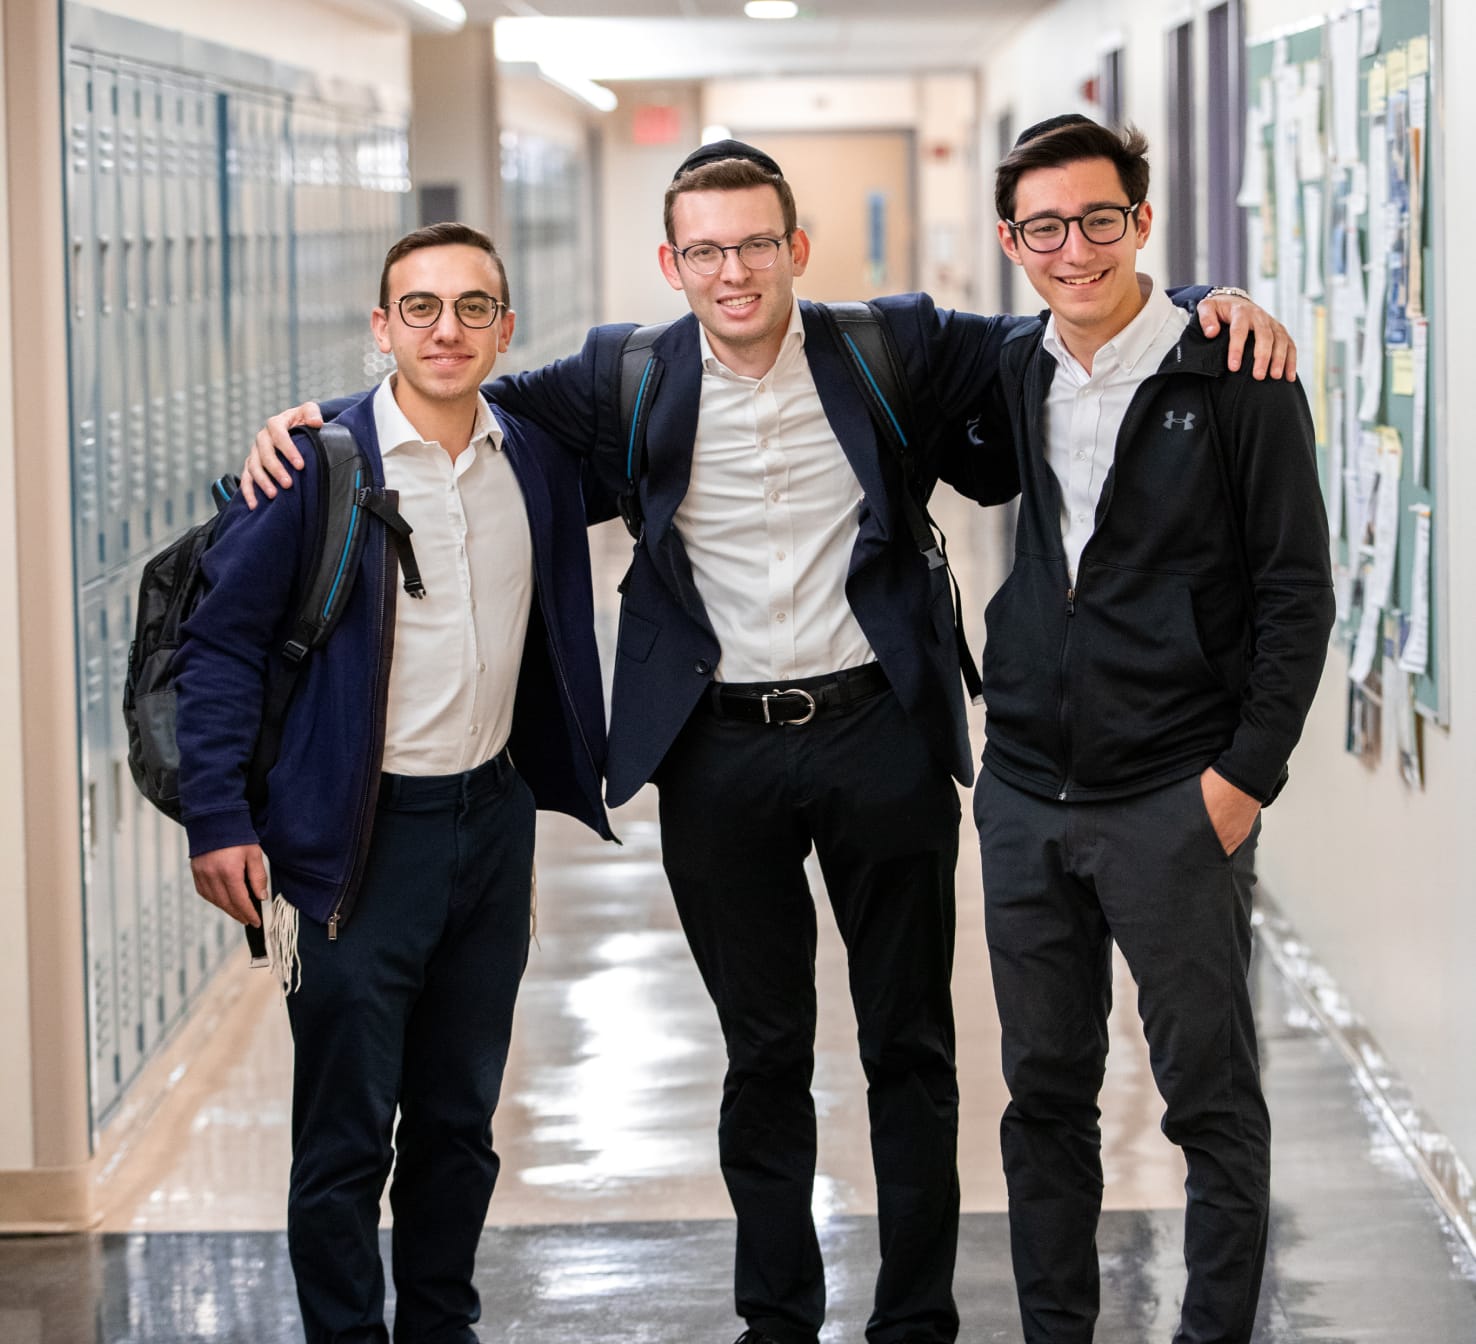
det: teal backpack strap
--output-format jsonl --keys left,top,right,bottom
{"left": 822, "top": 301, "right": 985, "bottom": 703}
{"left": 617, "top": 321, "right": 674, "bottom": 540}
{"left": 249, "top": 421, "right": 417, "bottom": 800}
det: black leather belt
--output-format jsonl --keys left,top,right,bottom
{"left": 703, "top": 661, "right": 890, "bottom": 726}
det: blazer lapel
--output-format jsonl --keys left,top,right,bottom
{"left": 639, "top": 314, "right": 702, "bottom": 549}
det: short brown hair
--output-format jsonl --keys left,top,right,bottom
{"left": 994, "top": 120, "right": 1151, "bottom": 223}
{"left": 377, "top": 221, "right": 510, "bottom": 310}
{"left": 663, "top": 157, "right": 798, "bottom": 244}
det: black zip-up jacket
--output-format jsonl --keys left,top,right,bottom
{"left": 977, "top": 312, "right": 1335, "bottom": 805}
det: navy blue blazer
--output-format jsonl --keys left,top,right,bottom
{"left": 179, "top": 388, "right": 611, "bottom": 925}
{"left": 489, "top": 293, "right": 1023, "bottom": 807}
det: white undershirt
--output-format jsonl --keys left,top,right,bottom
{"left": 373, "top": 375, "right": 533, "bottom": 775}
{"left": 1042, "top": 276, "right": 1190, "bottom": 584}
{"left": 678, "top": 298, "right": 875, "bottom": 682}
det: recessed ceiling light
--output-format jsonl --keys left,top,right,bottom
{"left": 744, "top": 2, "right": 800, "bottom": 19}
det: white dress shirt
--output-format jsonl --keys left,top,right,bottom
{"left": 1042, "top": 277, "right": 1190, "bottom": 585}
{"left": 373, "top": 375, "right": 533, "bottom": 775}
{"left": 677, "top": 298, "right": 875, "bottom": 683}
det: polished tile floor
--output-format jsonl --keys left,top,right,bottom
{"left": 6, "top": 514, "right": 1475, "bottom": 1341}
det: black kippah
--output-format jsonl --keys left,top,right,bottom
{"left": 671, "top": 138, "right": 784, "bottom": 182}
{"left": 1013, "top": 113, "right": 1098, "bottom": 148}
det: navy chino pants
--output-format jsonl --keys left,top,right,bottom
{"left": 285, "top": 751, "right": 535, "bottom": 1344}
{"left": 656, "top": 687, "right": 963, "bottom": 1344}
{"left": 975, "top": 766, "right": 1270, "bottom": 1344}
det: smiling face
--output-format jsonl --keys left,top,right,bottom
{"left": 658, "top": 184, "right": 810, "bottom": 379}
{"left": 370, "top": 242, "right": 514, "bottom": 425}
{"left": 997, "top": 155, "right": 1152, "bottom": 364}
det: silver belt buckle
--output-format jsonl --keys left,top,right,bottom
{"left": 762, "top": 687, "right": 817, "bottom": 726}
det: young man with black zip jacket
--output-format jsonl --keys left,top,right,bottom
{"left": 175, "top": 223, "right": 612, "bottom": 1344}
{"left": 240, "top": 143, "right": 1294, "bottom": 1344}
{"left": 974, "top": 115, "right": 1335, "bottom": 1344}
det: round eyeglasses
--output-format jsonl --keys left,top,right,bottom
{"left": 672, "top": 235, "right": 787, "bottom": 276}
{"left": 1007, "top": 204, "right": 1141, "bottom": 254}
{"left": 391, "top": 292, "right": 506, "bottom": 328}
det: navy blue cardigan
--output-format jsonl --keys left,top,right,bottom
{"left": 175, "top": 388, "right": 611, "bottom": 927}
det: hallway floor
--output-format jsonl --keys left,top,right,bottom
{"left": 4, "top": 778, "right": 1475, "bottom": 1342}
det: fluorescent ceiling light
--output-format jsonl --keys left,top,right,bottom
{"left": 744, "top": 2, "right": 799, "bottom": 18}
{"left": 408, "top": 0, "right": 467, "bottom": 28}
{"left": 537, "top": 64, "right": 618, "bottom": 112}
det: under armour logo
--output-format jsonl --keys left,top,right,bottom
{"left": 1164, "top": 410, "right": 1197, "bottom": 431}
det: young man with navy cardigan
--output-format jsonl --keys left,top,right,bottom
{"left": 175, "top": 223, "right": 611, "bottom": 1344}
{"left": 241, "top": 146, "right": 1293, "bottom": 1344}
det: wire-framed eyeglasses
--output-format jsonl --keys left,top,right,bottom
{"left": 1006, "top": 204, "right": 1141, "bottom": 253}
{"left": 390, "top": 292, "right": 507, "bottom": 328}
{"left": 672, "top": 235, "right": 788, "bottom": 275}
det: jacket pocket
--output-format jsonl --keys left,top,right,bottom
{"left": 617, "top": 606, "right": 659, "bottom": 664}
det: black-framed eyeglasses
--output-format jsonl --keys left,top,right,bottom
{"left": 1007, "top": 203, "right": 1141, "bottom": 253}
{"left": 672, "top": 234, "right": 788, "bottom": 276}
{"left": 390, "top": 291, "right": 506, "bottom": 328}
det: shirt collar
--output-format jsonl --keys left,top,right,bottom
{"left": 697, "top": 296, "right": 806, "bottom": 379}
{"left": 1042, "top": 274, "right": 1177, "bottom": 378}
{"left": 374, "top": 372, "right": 502, "bottom": 457}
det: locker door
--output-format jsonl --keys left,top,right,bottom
{"left": 67, "top": 58, "right": 105, "bottom": 584}
{"left": 160, "top": 80, "right": 191, "bottom": 535}
{"left": 139, "top": 73, "right": 170, "bottom": 546}
{"left": 93, "top": 63, "right": 126, "bottom": 574}
{"left": 116, "top": 68, "right": 149, "bottom": 562}
{"left": 103, "top": 576, "right": 145, "bottom": 1093}
{"left": 78, "top": 586, "right": 118, "bottom": 1120}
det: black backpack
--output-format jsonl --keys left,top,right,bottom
{"left": 122, "top": 422, "right": 421, "bottom": 826}
{"left": 617, "top": 301, "right": 982, "bottom": 700}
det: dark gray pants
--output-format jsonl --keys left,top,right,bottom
{"left": 974, "top": 767, "right": 1269, "bottom": 1344}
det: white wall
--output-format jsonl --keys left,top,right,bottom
{"left": 974, "top": 0, "right": 1476, "bottom": 1182}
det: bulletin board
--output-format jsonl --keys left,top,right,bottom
{"left": 1243, "top": 1, "right": 1444, "bottom": 783}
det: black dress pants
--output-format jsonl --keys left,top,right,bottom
{"left": 657, "top": 687, "right": 962, "bottom": 1344}
{"left": 975, "top": 767, "right": 1270, "bottom": 1344}
{"left": 285, "top": 752, "right": 535, "bottom": 1344}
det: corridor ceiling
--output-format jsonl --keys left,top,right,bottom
{"left": 470, "top": 0, "right": 1041, "bottom": 78}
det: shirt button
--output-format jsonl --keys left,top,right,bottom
{"left": 757, "top": 383, "right": 766, "bottom": 393}
{"left": 477, "top": 661, "right": 486, "bottom": 673}
{"left": 776, "top": 549, "right": 786, "bottom": 560}
{"left": 775, "top": 612, "right": 787, "bottom": 623}
{"left": 1076, "top": 513, "right": 1088, "bottom": 523}
{"left": 770, "top": 490, "right": 781, "bottom": 503}
{"left": 468, "top": 724, "right": 479, "bottom": 736}
{"left": 1076, "top": 451, "right": 1087, "bottom": 461}
{"left": 760, "top": 438, "right": 769, "bottom": 449}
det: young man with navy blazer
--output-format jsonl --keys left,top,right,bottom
{"left": 175, "top": 223, "right": 612, "bottom": 1344}
{"left": 242, "top": 146, "right": 1291, "bottom": 1344}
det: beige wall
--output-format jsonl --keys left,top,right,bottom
{"left": 411, "top": 26, "right": 500, "bottom": 235}
{"left": 85, "top": 0, "right": 410, "bottom": 109}
{"left": 973, "top": 0, "right": 1476, "bottom": 1186}
{"left": 597, "top": 81, "right": 703, "bottom": 326}
{"left": 0, "top": 0, "right": 35, "bottom": 1178}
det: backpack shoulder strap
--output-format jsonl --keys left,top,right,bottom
{"left": 823, "top": 300, "right": 915, "bottom": 460}
{"left": 821, "top": 300, "right": 984, "bottom": 703}
{"left": 617, "top": 321, "right": 674, "bottom": 540}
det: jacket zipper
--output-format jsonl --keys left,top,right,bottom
{"left": 328, "top": 521, "right": 398, "bottom": 939}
